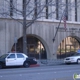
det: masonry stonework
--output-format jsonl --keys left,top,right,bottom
{"left": 0, "top": 18, "right": 80, "bottom": 59}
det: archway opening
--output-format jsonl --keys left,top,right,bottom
{"left": 57, "top": 36, "right": 80, "bottom": 59}
{"left": 11, "top": 35, "right": 47, "bottom": 59}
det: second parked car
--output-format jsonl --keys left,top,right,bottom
{"left": 64, "top": 53, "right": 80, "bottom": 64}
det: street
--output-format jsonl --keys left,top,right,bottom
{"left": 0, "top": 64, "right": 80, "bottom": 80}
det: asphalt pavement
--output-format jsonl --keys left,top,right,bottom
{"left": 1, "top": 64, "right": 80, "bottom": 80}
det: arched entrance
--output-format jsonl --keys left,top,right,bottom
{"left": 57, "top": 36, "right": 80, "bottom": 59}
{"left": 11, "top": 35, "right": 47, "bottom": 59}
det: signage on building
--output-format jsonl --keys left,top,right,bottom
{"left": 56, "top": 27, "right": 80, "bottom": 32}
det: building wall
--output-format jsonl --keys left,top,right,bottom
{"left": 0, "top": 18, "right": 80, "bottom": 59}
{"left": 0, "top": 0, "right": 80, "bottom": 21}
{"left": 0, "top": 0, "right": 80, "bottom": 59}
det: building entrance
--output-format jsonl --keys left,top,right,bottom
{"left": 57, "top": 36, "right": 80, "bottom": 59}
{"left": 11, "top": 35, "right": 47, "bottom": 59}
{"left": 27, "top": 44, "right": 36, "bottom": 58}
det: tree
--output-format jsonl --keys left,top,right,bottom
{"left": 0, "top": 0, "right": 80, "bottom": 54}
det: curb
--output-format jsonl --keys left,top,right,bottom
{"left": 37, "top": 59, "right": 64, "bottom": 66}
{"left": 30, "top": 64, "right": 40, "bottom": 67}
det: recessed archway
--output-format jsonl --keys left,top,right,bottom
{"left": 57, "top": 36, "right": 80, "bottom": 59}
{"left": 11, "top": 35, "right": 47, "bottom": 59}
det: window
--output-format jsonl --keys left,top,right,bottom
{"left": 75, "top": 0, "right": 77, "bottom": 21}
{"left": 46, "top": 0, "right": 48, "bottom": 19}
{"left": 34, "top": 0, "right": 37, "bottom": 18}
{"left": 17, "top": 54, "right": 24, "bottom": 58}
{"left": 23, "top": 0, "right": 26, "bottom": 17}
{"left": 56, "top": 0, "right": 59, "bottom": 20}
{"left": 10, "top": 0, "right": 13, "bottom": 16}
{"left": 8, "top": 54, "right": 15, "bottom": 58}
{"left": 65, "top": 0, "right": 68, "bottom": 20}
{"left": 0, "top": 54, "right": 9, "bottom": 59}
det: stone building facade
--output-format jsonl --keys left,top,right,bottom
{"left": 0, "top": 0, "right": 80, "bottom": 59}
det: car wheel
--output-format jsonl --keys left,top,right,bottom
{"left": 0, "top": 64, "right": 2, "bottom": 69}
{"left": 23, "top": 62, "right": 30, "bottom": 68}
{"left": 77, "top": 59, "right": 80, "bottom": 64}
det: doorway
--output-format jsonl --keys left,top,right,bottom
{"left": 11, "top": 35, "right": 47, "bottom": 59}
{"left": 57, "top": 36, "right": 80, "bottom": 59}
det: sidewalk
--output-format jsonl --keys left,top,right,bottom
{"left": 37, "top": 59, "right": 64, "bottom": 66}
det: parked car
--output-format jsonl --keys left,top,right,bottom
{"left": 0, "top": 53, "right": 37, "bottom": 69}
{"left": 64, "top": 53, "right": 80, "bottom": 64}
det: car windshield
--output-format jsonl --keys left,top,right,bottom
{"left": 73, "top": 53, "right": 80, "bottom": 56}
{"left": 0, "top": 54, "right": 9, "bottom": 59}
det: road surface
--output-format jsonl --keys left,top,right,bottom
{"left": 0, "top": 64, "right": 80, "bottom": 80}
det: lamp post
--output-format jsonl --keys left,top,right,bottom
{"left": 23, "top": 0, "right": 27, "bottom": 54}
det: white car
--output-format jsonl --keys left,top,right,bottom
{"left": 64, "top": 53, "right": 80, "bottom": 64}
{"left": 0, "top": 52, "right": 37, "bottom": 69}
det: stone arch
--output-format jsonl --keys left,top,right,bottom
{"left": 72, "top": 36, "right": 80, "bottom": 44}
{"left": 57, "top": 35, "right": 80, "bottom": 59}
{"left": 11, "top": 34, "right": 50, "bottom": 59}
{"left": 28, "top": 34, "right": 50, "bottom": 57}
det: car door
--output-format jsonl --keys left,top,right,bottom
{"left": 16, "top": 53, "right": 26, "bottom": 66}
{"left": 6, "top": 53, "right": 17, "bottom": 66}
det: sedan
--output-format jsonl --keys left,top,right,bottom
{"left": 64, "top": 53, "right": 80, "bottom": 64}
{"left": 0, "top": 52, "right": 37, "bottom": 69}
